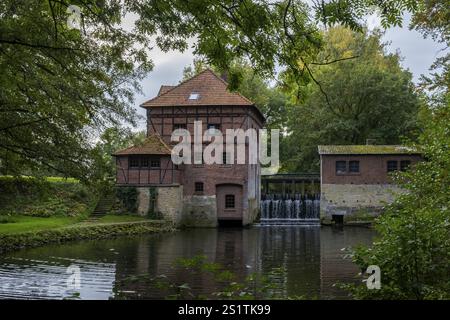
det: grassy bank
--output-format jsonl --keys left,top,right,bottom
{"left": 0, "top": 219, "right": 175, "bottom": 254}
{"left": 0, "top": 216, "right": 84, "bottom": 235}
{"left": 0, "top": 176, "right": 176, "bottom": 254}
{"left": 0, "top": 176, "right": 97, "bottom": 218}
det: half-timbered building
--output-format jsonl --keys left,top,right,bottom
{"left": 114, "top": 69, "right": 265, "bottom": 227}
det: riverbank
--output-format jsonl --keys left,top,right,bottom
{"left": 0, "top": 219, "right": 176, "bottom": 255}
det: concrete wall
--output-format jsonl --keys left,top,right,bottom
{"left": 320, "top": 183, "right": 405, "bottom": 218}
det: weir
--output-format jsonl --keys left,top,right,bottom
{"left": 260, "top": 173, "right": 320, "bottom": 225}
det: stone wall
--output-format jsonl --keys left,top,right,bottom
{"left": 180, "top": 195, "right": 217, "bottom": 227}
{"left": 156, "top": 186, "right": 183, "bottom": 224}
{"left": 137, "top": 186, "right": 183, "bottom": 224}
{"left": 320, "top": 183, "right": 405, "bottom": 219}
{"left": 136, "top": 187, "right": 150, "bottom": 216}
{"left": 245, "top": 198, "right": 258, "bottom": 225}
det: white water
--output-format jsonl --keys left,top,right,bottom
{"left": 260, "top": 198, "right": 320, "bottom": 225}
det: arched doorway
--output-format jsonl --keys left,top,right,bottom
{"left": 216, "top": 184, "right": 243, "bottom": 222}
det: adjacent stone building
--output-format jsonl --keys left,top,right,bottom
{"left": 318, "top": 145, "right": 421, "bottom": 221}
{"left": 114, "top": 69, "right": 265, "bottom": 227}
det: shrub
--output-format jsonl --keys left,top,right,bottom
{"left": 0, "top": 176, "right": 95, "bottom": 218}
{"left": 116, "top": 187, "right": 138, "bottom": 213}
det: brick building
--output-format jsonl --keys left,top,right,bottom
{"left": 114, "top": 69, "right": 265, "bottom": 227}
{"left": 318, "top": 145, "right": 421, "bottom": 221}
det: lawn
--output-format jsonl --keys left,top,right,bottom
{"left": 0, "top": 215, "right": 152, "bottom": 235}
{"left": 0, "top": 216, "right": 83, "bottom": 235}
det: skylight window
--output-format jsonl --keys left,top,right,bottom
{"left": 188, "top": 92, "right": 200, "bottom": 100}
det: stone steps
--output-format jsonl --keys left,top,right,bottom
{"left": 88, "top": 194, "right": 115, "bottom": 220}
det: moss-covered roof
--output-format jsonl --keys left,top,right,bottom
{"left": 113, "top": 135, "right": 172, "bottom": 156}
{"left": 318, "top": 145, "right": 420, "bottom": 155}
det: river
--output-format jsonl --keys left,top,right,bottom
{"left": 0, "top": 226, "right": 375, "bottom": 299}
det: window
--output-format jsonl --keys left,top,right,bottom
{"left": 349, "top": 160, "right": 360, "bottom": 173}
{"left": 150, "top": 158, "right": 160, "bottom": 168}
{"left": 173, "top": 123, "right": 187, "bottom": 130}
{"left": 188, "top": 92, "right": 200, "bottom": 100}
{"left": 387, "top": 160, "right": 398, "bottom": 172}
{"left": 225, "top": 194, "right": 235, "bottom": 209}
{"left": 129, "top": 157, "right": 140, "bottom": 168}
{"left": 141, "top": 157, "right": 149, "bottom": 168}
{"left": 400, "top": 160, "right": 411, "bottom": 171}
{"left": 195, "top": 182, "right": 204, "bottom": 193}
{"left": 336, "top": 161, "right": 347, "bottom": 174}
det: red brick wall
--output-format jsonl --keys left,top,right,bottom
{"left": 320, "top": 154, "right": 422, "bottom": 184}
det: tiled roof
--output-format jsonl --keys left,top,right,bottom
{"left": 113, "top": 135, "right": 172, "bottom": 156}
{"left": 141, "top": 69, "right": 255, "bottom": 108}
{"left": 318, "top": 145, "right": 420, "bottom": 155}
{"left": 157, "top": 85, "right": 175, "bottom": 96}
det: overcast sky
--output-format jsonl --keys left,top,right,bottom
{"left": 132, "top": 13, "right": 447, "bottom": 130}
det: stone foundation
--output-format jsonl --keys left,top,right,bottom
{"left": 135, "top": 187, "right": 259, "bottom": 227}
{"left": 245, "top": 197, "right": 259, "bottom": 226}
{"left": 137, "top": 186, "right": 183, "bottom": 224}
{"left": 136, "top": 187, "right": 150, "bottom": 216}
{"left": 320, "top": 183, "right": 405, "bottom": 219}
{"left": 156, "top": 186, "right": 183, "bottom": 224}
{"left": 180, "top": 195, "right": 217, "bottom": 227}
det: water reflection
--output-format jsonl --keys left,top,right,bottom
{"left": 0, "top": 226, "right": 375, "bottom": 299}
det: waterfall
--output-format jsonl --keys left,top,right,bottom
{"left": 260, "top": 194, "right": 320, "bottom": 225}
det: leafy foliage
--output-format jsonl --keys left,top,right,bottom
{"left": 1, "top": 0, "right": 420, "bottom": 180}
{"left": 91, "top": 128, "right": 145, "bottom": 189}
{"left": 344, "top": 0, "right": 450, "bottom": 300}
{"left": 0, "top": 1, "right": 152, "bottom": 180}
{"left": 348, "top": 100, "right": 450, "bottom": 299}
{"left": 116, "top": 186, "right": 138, "bottom": 213}
{"left": 281, "top": 27, "right": 420, "bottom": 172}
{"left": 0, "top": 176, "right": 96, "bottom": 217}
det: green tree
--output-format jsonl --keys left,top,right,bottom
{"left": 90, "top": 128, "right": 145, "bottom": 188}
{"left": 348, "top": 99, "right": 450, "bottom": 300}
{"left": 0, "top": 1, "right": 152, "bottom": 180}
{"left": 1, "top": 0, "right": 420, "bottom": 181}
{"left": 347, "top": 0, "right": 450, "bottom": 299}
{"left": 281, "top": 27, "right": 420, "bottom": 172}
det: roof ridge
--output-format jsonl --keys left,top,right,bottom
{"left": 151, "top": 133, "right": 172, "bottom": 153}
{"left": 157, "top": 85, "right": 176, "bottom": 96}
{"left": 113, "top": 133, "right": 172, "bottom": 155}
{"left": 140, "top": 69, "right": 214, "bottom": 107}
